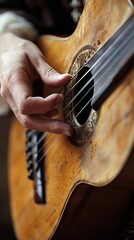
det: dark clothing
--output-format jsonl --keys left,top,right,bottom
{"left": 0, "top": 0, "right": 85, "bottom": 35}
{"left": 0, "top": 1, "right": 134, "bottom": 239}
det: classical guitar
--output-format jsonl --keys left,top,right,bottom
{"left": 8, "top": 0, "right": 134, "bottom": 239}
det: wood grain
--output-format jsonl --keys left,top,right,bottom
{"left": 8, "top": 0, "right": 134, "bottom": 239}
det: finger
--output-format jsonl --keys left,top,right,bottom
{"left": 1, "top": 85, "right": 72, "bottom": 136}
{"left": 45, "top": 108, "right": 58, "bottom": 118}
{"left": 20, "top": 114, "right": 72, "bottom": 136}
{"left": 27, "top": 46, "right": 72, "bottom": 87}
{"left": 1, "top": 86, "right": 20, "bottom": 119}
{"left": 17, "top": 93, "right": 63, "bottom": 115}
{"left": 8, "top": 70, "right": 63, "bottom": 115}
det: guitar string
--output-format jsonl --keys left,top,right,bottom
{"left": 35, "top": 48, "right": 134, "bottom": 183}
{"left": 61, "top": 28, "right": 133, "bottom": 113}
{"left": 26, "top": 68, "right": 90, "bottom": 157}
{"left": 25, "top": 18, "right": 133, "bottom": 175}
{"left": 76, "top": 38, "right": 134, "bottom": 119}
{"left": 26, "top": 15, "right": 133, "bottom": 143}
{"left": 26, "top": 130, "right": 45, "bottom": 157}
{"left": 27, "top": 25, "right": 134, "bottom": 160}
{"left": 26, "top": 60, "right": 88, "bottom": 154}
{"left": 27, "top": 13, "right": 132, "bottom": 142}
{"left": 27, "top": 29, "right": 134, "bottom": 176}
{"left": 57, "top": 16, "right": 134, "bottom": 99}
{"left": 35, "top": 30, "right": 134, "bottom": 171}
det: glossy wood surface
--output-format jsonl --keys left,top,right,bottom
{"left": 8, "top": 1, "right": 134, "bottom": 239}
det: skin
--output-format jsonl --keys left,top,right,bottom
{"left": 0, "top": 32, "right": 72, "bottom": 136}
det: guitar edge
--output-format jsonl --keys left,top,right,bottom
{"left": 8, "top": 1, "right": 134, "bottom": 240}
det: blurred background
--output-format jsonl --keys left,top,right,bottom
{"left": 0, "top": 100, "right": 133, "bottom": 240}
{"left": 0, "top": 111, "right": 16, "bottom": 240}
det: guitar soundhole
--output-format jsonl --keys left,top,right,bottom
{"left": 64, "top": 45, "right": 98, "bottom": 146}
{"left": 74, "top": 66, "right": 94, "bottom": 125}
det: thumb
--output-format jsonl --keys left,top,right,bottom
{"left": 41, "top": 63, "right": 72, "bottom": 87}
{"left": 28, "top": 45, "right": 72, "bottom": 87}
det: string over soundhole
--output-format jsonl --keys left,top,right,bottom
{"left": 73, "top": 66, "right": 94, "bottom": 125}
{"left": 64, "top": 46, "right": 98, "bottom": 147}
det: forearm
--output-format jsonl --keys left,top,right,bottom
{"left": 0, "top": 10, "right": 38, "bottom": 115}
{"left": 0, "top": 11, "right": 38, "bottom": 41}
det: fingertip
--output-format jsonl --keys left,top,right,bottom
{"left": 61, "top": 73, "right": 72, "bottom": 81}
{"left": 44, "top": 71, "right": 72, "bottom": 87}
{"left": 55, "top": 93, "right": 63, "bottom": 104}
{"left": 48, "top": 92, "right": 63, "bottom": 104}
{"left": 61, "top": 124, "right": 73, "bottom": 137}
{"left": 55, "top": 73, "right": 72, "bottom": 87}
{"left": 61, "top": 73, "right": 72, "bottom": 78}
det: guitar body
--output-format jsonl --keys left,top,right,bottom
{"left": 8, "top": 1, "right": 134, "bottom": 240}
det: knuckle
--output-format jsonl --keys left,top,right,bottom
{"left": 21, "top": 116, "right": 30, "bottom": 129}
{"left": 0, "top": 73, "right": 10, "bottom": 98}
{"left": 0, "top": 86, "right": 8, "bottom": 99}
{"left": 0, "top": 87, "right": 5, "bottom": 98}
{"left": 49, "top": 123, "right": 59, "bottom": 134}
{"left": 44, "top": 65, "right": 55, "bottom": 78}
{"left": 19, "top": 99, "right": 28, "bottom": 115}
{"left": 18, "top": 39, "right": 31, "bottom": 52}
{"left": 31, "top": 52, "right": 44, "bottom": 70}
{"left": 2, "top": 70, "right": 17, "bottom": 90}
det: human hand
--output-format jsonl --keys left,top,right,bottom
{"left": 0, "top": 33, "right": 72, "bottom": 136}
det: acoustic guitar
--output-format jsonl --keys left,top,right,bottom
{"left": 8, "top": 0, "right": 134, "bottom": 239}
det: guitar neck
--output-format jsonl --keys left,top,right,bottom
{"left": 89, "top": 14, "right": 134, "bottom": 110}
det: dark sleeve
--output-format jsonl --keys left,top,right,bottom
{"left": 0, "top": 0, "right": 79, "bottom": 35}
{"left": 0, "top": 0, "right": 46, "bottom": 34}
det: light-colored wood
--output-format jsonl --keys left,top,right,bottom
{"left": 8, "top": 0, "right": 134, "bottom": 239}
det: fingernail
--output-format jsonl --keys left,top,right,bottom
{"left": 62, "top": 73, "right": 72, "bottom": 77}
{"left": 57, "top": 94, "right": 63, "bottom": 104}
{"left": 62, "top": 127, "right": 73, "bottom": 137}
{"left": 65, "top": 73, "right": 72, "bottom": 78}
{"left": 62, "top": 130, "right": 71, "bottom": 136}
{"left": 61, "top": 73, "right": 72, "bottom": 81}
